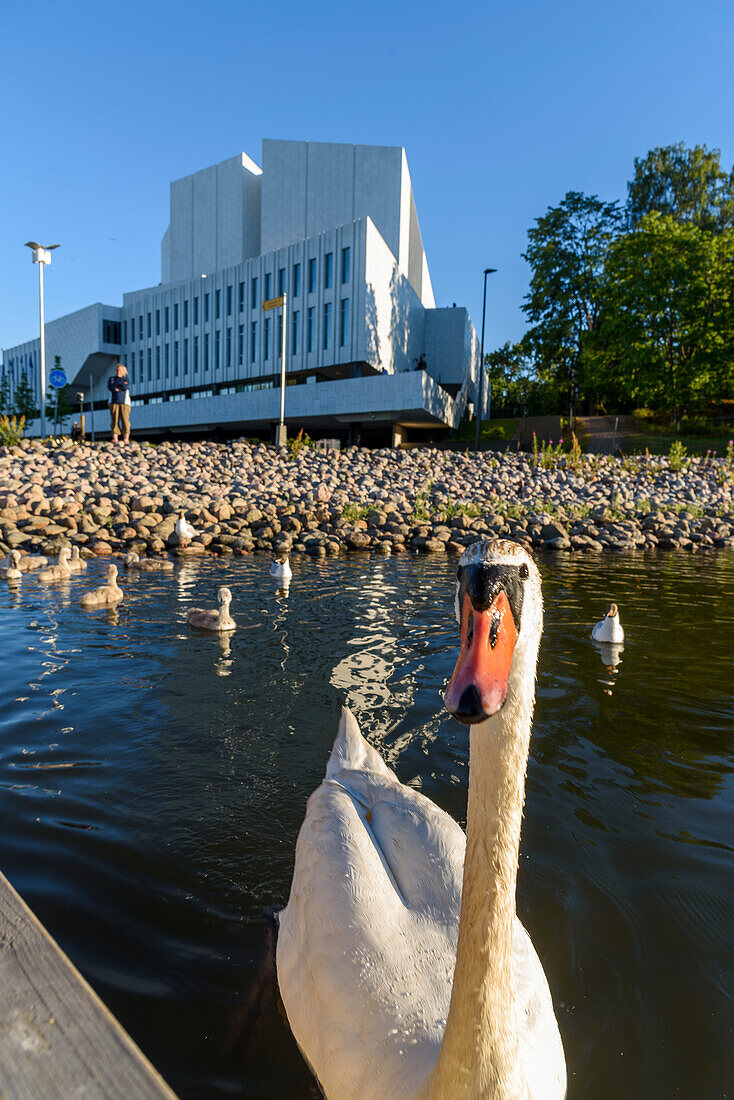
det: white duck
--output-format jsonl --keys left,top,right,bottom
{"left": 67, "top": 546, "right": 88, "bottom": 573}
{"left": 277, "top": 539, "right": 566, "bottom": 1100}
{"left": 124, "top": 551, "right": 174, "bottom": 572}
{"left": 175, "top": 512, "right": 197, "bottom": 546}
{"left": 37, "top": 547, "right": 72, "bottom": 584}
{"left": 270, "top": 556, "right": 292, "bottom": 581}
{"left": 5, "top": 550, "right": 22, "bottom": 583}
{"left": 187, "top": 586, "right": 236, "bottom": 631}
{"left": 591, "top": 602, "right": 624, "bottom": 644}
{"left": 80, "top": 564, "right": 124, "bottom": 609}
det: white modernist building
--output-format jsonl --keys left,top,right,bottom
{"left": 3, "top": 139, "right": 480, "bottom": 445}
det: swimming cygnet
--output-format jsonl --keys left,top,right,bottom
{"left": 80, "top": 564, "right": 124, "bottom": 609}
{"left": 37, "top": 547, "right": 73, "bottom": 584}
{"left": 591, "top": 602, "right": 624, "bottom": 644}
{"left": 2, "top": 551, "right": 48, "bottom": 573}
{"left": 270, "top": 556, "right": 292, "bottom": 581}
{"left": 67, "top": 546, "right": 88, "bottom": 573}
{"left": 124, "top": 551, "right": 174, "bottom": 572}
{"left": 187, "top": 586, "right": 236, "bottom": 631}
{"left": 5, "top": 550, "right": 22, "bottom": 583}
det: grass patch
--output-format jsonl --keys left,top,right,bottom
{"left": 454, "top": 418, "right": 518, "bottom": 443}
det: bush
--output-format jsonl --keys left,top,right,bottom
{"left": 0, "top": 415, "right": 25, "bottom": 446}
{"left": 668, "top": 440, "right": 688, "bottom": 472}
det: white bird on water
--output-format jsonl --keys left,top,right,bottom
{"left": 175, "top": 512, "right": 197, "bottom": 546}
{"left": 270, "top": 556, "right": 292, "bottom": 582}
{"left": 276, "top": 539, "right": 566, "bottom": 1100}
{"left": 591, "top": 602, "right": 624, "bottom": 644}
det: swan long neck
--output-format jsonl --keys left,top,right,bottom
{"left": 424, "top": 650, "right": 536, "bottom": 1100}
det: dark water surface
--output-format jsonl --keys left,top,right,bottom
{"left": 1, "top": 551, "right": 732, "bottom": 1099}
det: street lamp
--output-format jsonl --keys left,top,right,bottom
{"left": 24, "top": 241, "right": 60, "bottom": 438}
{"left": 475, "top": 266, "right": 497, "bottom": 451}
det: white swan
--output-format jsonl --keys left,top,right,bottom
{"left": 277, "top": 539, "right": 566, "bottom": 1099}
{"left": 270, "top": 556, "right": 292, "bottom": 581}
{"left": 5, "top": 550, "right": 22, "bottom": 583}
{"left": 37, "top": 546, "right": 72, "bottom": 584}
{"left": 80, "top": 564, "right": 124, "bottom": 609}
{"left": 591, "top": 602, "right": 624, "bottom": 643}
{"left": 67, "top": 546, "right": 88, "bottom": 573}
{"left": 187, "top": 586, "right": 236, "bottom": 631}
{"left": 175, "top": 512, "right": 197, "bottom": 546}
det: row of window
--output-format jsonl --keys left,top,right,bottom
{"left": 124, "top": 247, "right": 351, "bottom": 346}
{"left": 127, "top": 299, "right": 351, "bottom": 385}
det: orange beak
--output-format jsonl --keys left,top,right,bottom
{"left": 444, "top": 590, "right": 519, "bottom": 724}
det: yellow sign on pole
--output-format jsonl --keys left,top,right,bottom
{"left": 262, "top": 295, "right": 284, "bottom": 312}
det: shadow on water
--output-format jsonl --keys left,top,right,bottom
{"left": 0, "top": 550, "right": 732, "bottom": 1098}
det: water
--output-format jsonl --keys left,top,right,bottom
{"left": 1, "top": 550, "right": 732, "bottom": 1099}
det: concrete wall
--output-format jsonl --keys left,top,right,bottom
{"left": 360, "top": 219, "right": 424, "bottom": 375}
{"left": 161, "top": 154, "right": 262, "bottom": 283}
{"left": 424, "top": 307, "right": 479, "bottom": 390}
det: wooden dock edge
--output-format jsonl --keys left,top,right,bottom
{"left": 0, "top": 869, "right": 177, "bottom": 1098}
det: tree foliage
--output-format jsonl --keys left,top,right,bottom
{"left": 627, "top": 143, "right": 734, "bottom": 231}
{"left": 0, "top": 375, "right": 11, "bottom": 417}
{"left": 14, "top": 373, "right": 38, "bottom": 420}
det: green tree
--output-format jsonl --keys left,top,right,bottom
{"left": 0, "top": 374, "right": 11, "bottom": 417}
{"left": 484, "top": 341, "right": 555, "bottom": 416}
{"left": 627, "top": 143, "right": 734, "bottom": 231}
{"left": 589, "top": 213, "right": 734, "bottom": 423}
{"left": 14, "top": 372, "right": 38, "bottom": 420}
{"left": 522, "top": 192, "right": 624, "bottom": 408}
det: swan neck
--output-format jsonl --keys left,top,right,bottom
{"left": 424, "top": 667, "right": 534, "bottom": 1099}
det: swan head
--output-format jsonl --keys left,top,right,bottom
{"left": 107, "top": 564, "right": 119, "bottom": 582}
{"left": 445, "top": 539, "right": 542, "bottom": 725}
{"left": 218, "top": 586, "right": 232, "bottom": 606}
{"left": 124, "top": 551, "right": 140, "bottom": 566}
{"left": 59, "top": 546, "right": 71, "bottom": 564}
{"left": 9, "top": 550, "right": 21, "bottom": 566}
{"left": 605, "top": 602, "right": 619, "bottom": 620}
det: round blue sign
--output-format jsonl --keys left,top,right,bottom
{"left": 49, "top": 369, "right": 67, "bottom": 388}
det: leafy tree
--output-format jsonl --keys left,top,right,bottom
{"left": 0, "top": 374, "right": 11, "bottom": 417}
{"left": 484, "top": 341, "right": 556, "bottom": 416}
{"left": 588, "top": 213, "right": 734, "bottom": 423}
{"left": 521, "top": 192, "right": 624, "bottom": 408}
{"left": 14, "top": 372, "right": 38, "bottom": 420}
{"left": 627, "top": 143, "right": 734, "bottom": 231}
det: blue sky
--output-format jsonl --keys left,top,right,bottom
{"left": 3, "top": 0, "right": 733, "bottom": 355}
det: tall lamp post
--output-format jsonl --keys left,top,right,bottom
{"left": 475, "top": 266, "right": 497, "bottom": 451}
{"left": 24, "top": 241, "right": 60, "bottom": 438}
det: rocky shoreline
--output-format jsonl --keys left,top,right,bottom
{"left": 1, "top": 438, "right": 733, "bottom": 563}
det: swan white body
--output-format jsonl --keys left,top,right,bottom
{"left": 5, "top": 550, "right": 22, "bottom": 582}
{"left": 591, "top": 603, "right": 624, "bottom": 644}
{"left": 270, "top": 556, "right": 292, "bottom": 581}
{"left": 80, "top": 564, "right": 124, "bottom": 608}
{"left": 278, "top": 540, "right": 566, "bottom": 1100}
{"left": 175, "top": 513, "right": 197, "bottom": 545}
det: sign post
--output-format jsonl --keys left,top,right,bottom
{"left": 263, "top": 293, "right": 287, "bottom": 446}
{"left": 48, "top": 367, "right": 67, "bottom": 438}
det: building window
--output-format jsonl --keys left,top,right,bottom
{"left": 194, "top": 335, "right": 199, "bottom": 373}
{"left": 341, "top": 246, "right": 351, "bottom": 284}
{"left": 264, "top": 272, "right": 271, "bottom": 301}
{"left": 131, "top": 351, "right": 135, "bottom": 378}
{"left": 292, "top": 311, "right": 300, "bottom": 355}
{"left": 204, "top": 293, "right": 210, "bottom": 322}
{"left": 226, "top": 327, "right": 232, "bottom": 367}
{"left": 184, "top": 337, "right": 189, "bottom": 374}
{"left": 239, "top": 281, "right": 245, "bottom": 311}
{"left": 165, "top": 344, "right": 170, "bottom": 376}
{"left": 250, "top": 321, "right": 257, "bottom": 362}
{"left": 147, "top": 348, "right": 152, "bottom": 380}
{"left": 204, "top": 333, "right": 210, "bottom": 370}
{"left": 123, "top": 320, "right": 127, "bottom": 343}
{"left": 339, "top": 298, "right": 349, "bottom": 346}
{"left": 102, "top": 320, "right": 121, "bottom": 344}
{"left": 184, "top": 299, "right": 189, "bottom": 327}
{"left": 194, "top": 296, "right": 199, "bottom": 324}
{"left": 147, "top": 313, "right": 151, "bottom": 338}
{"left": 323, "top": 302, "right": 332, "bottom": 349}
{"left": 308, "top": 258, "right": 316, "bottom": 294}
{"left": 156, "top": 346, "right": 161, "bottom": 378}
{"left": 324, "top": 252, "right": 333, "bottom": 289}
{"left": 164, "top": 306, "right": 169, "bottom": 334}
{"left": 174, "top": 303, "right": 179, "bottom": 329}
{"left": 139, "top": 315, "right": 144, "bottom": 341}
{"left": 278, "top": 268, "right": 285, "bottom": 296}
{"left": 238, "top": 324, "right": 244, "bottom": 366}
{"left": 216, "top": 289, "right": 221, "bottom": 320}
{"left": 156, "top": 309, "right": 160, "bottom": 336}
{"left": 293, "top": 262, "right": 301, "bottom": 297}
{"left": 174, "top": 341, "right": 179, "bottom": 374}
{"left": 215, "top": 329, "right": 221, "bottom": 369}
{"left": 251, "top": 277, "right": 258, "bottom": 310}
{"left": 226, "top": 286, "right": 232, "bottom": 315}
{"left": 131, "top": 317, "right": 135, "bottom": 341}
{"left": 307, "top": 307, "right": 315, "bottom": 352}
{"left": 277, "top": 313, "right": 283, "bottom": 358}
{"left": 264, "top": 316, "right": 271, "bottom": 359}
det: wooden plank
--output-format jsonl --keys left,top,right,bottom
{"left": 0, "top": 870, "right": 176, "bottom": 1099}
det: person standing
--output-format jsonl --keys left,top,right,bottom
{"left": 108, "top": 363, "right": 131, "bottom": 443}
